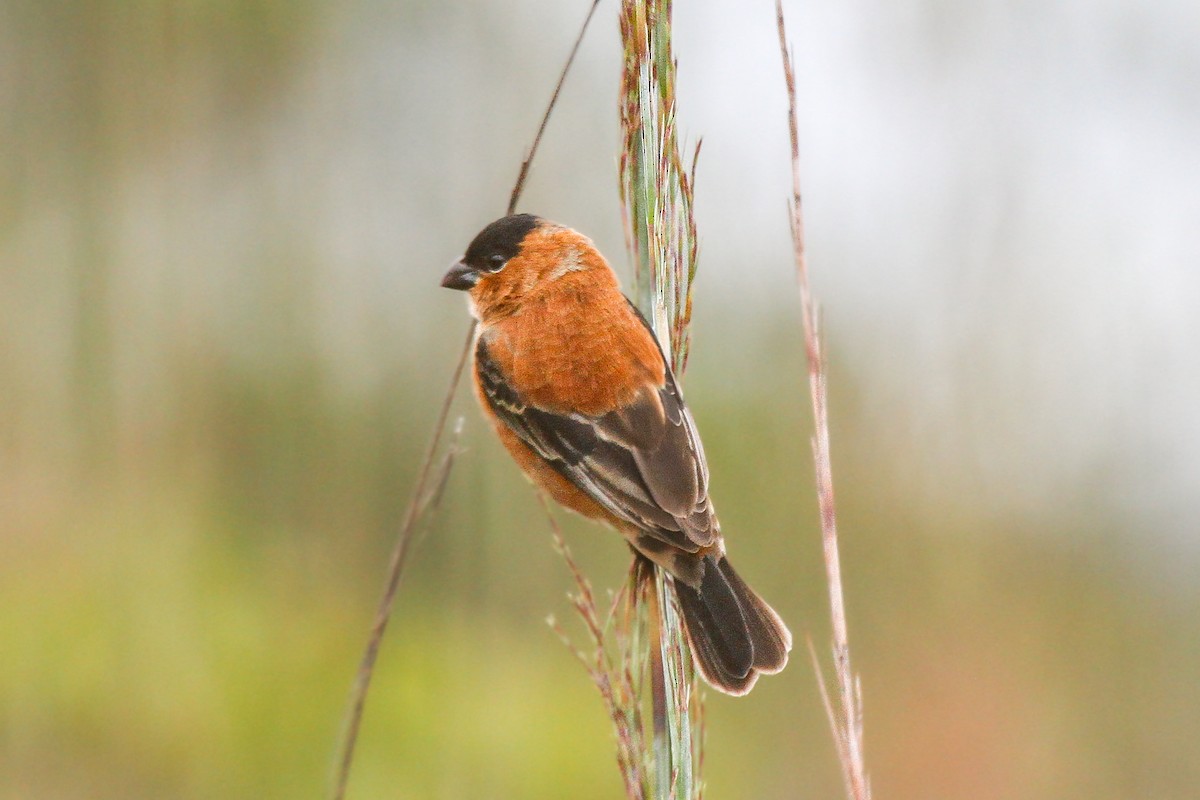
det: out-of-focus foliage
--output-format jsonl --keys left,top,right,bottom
{"left": 2, "top": 1, "right": 1198, "bottom": 798}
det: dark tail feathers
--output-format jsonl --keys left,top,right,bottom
{"left": 674, "top": 556, "right": 792, "bottom": 696}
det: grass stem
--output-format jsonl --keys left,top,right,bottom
{"left": 775, "top": 3, "right": 871, "bottom": 797}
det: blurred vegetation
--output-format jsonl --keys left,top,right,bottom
{"left": 2, "top": 2, "right": 1198, "bottom": 799}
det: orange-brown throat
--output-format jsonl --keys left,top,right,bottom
{"left": 470, "top": 226, "right": 615, "bottom": 324}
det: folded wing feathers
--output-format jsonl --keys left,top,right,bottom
{"left": 476, "top": 337, "right": 718, "bottom": 551}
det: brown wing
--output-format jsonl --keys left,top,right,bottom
{"left": 476, "top": 321, "right": 718, "bottom": 552}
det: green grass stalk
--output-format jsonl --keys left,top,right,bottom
{"left": 545, "top": 3, "right": 703, "bottom": 797}
{"left": 619, "top": 1, "right": 702, "bottom": 798}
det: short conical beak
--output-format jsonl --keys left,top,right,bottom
{"left": 441, "top": 260, "right": 478, "bottom": 291}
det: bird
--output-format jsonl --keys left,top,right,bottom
{"left": 441, "top": 213, "right": 791, "bottom": 695}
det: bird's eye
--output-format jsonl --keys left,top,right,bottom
{"left": 484, "top": 254, "right": 507, "bottom": 272}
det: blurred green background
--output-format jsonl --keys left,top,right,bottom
{"left": 3, "top": 1, "right": 1198, "bottom": 798}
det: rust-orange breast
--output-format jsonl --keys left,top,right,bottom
{"left": 481, "top": 273, "right": 664, "bottom": 416}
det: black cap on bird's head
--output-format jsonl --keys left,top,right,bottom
{"left": 441, "top": 213, "right": 542, "bottom": 290}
